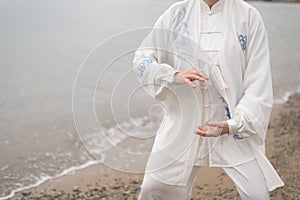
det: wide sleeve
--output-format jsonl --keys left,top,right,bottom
{"left": 133, "top": 13, "right": 179, "bottom": 101}
{"left": 227, "top": 10, "right": 273, "bottom": 145}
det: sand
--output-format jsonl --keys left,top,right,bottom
{"left": 11, "top": 93, "right": 300, "bottom": 199}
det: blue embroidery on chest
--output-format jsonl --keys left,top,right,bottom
{"left": 171, "top": 5, "right": 189, "bottom": 38}
{"left": 219, "top": 96, "right": 244, "bottom": 140}
{"left": 170, "top": 5, "right": 194, "bottom": 60}
{"left": 238, "top": 34, "right": 247, "bottom": 52}
{"left": 138, "top": 59, "right": 153, "bottom": 76}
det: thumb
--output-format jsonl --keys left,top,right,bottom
{"left": 205, "top": 121, "right": 224, "bottom": 127}
{"left": 205, "top": 121, "right": 215, "bottom": 126}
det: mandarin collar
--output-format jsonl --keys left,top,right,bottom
{"left": 200, "top": 0, "right": 224, "bottom": 13}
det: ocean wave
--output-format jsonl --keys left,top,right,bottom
{"left": 273, "top": 87, "right": 300, "bottom": 105}
{"left": 0, "top": 160, "right": 99, "bottom": 200}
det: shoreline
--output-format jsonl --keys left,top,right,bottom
{"left": 6, "top": 93, "right": 300, "bottom": 199}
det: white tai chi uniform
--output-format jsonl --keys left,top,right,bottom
{"left": 139, "top": 160, "right": 269, "bottom": 200}
{"left": 133, "top": 0, "right": 284, "bottom": 199}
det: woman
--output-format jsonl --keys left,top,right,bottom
{"left": 133, "top": 0, "right": 284, "bottom": 199}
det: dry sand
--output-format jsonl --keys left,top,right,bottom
{"left": 11, "top": 93, "right": 300, "bottom": 199}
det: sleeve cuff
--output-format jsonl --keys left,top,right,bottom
{"left": 159, "top": 64, "right": 180, "bottom": 86}
{"left": 227, "top": 119, "right": 238, "bottom": 134}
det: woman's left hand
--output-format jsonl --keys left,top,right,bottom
{"left": 195, "top": 121, "right": 229, "bottom": 137}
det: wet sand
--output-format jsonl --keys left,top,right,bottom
{"left": 11, "top": 93, "right": 300, "bottom": 199}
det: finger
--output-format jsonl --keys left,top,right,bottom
{"left": 205, "top": 121, "right": 224, "bottom": 127}
{"left": 198, "top": 71, "right": 209, "bottom": 80}
{"left": 187, "top": 68, "right": 202, "bottom": 77}
{"left": 185, "top": 74, "right": 206, "bottom": 82}
{"left": 184, "top": 78, "right": 196, "bottom": 88}
{"left": 197, "top": 126, "right": 207, "bottom": 131}
{"left": 205, "top": 121, "right": 217, "bottom": 127}
{"left": 190, "top": 68, "right": 209, "bottom": 80}
{"left": 195, "top": 129, "right": 206, "bottom": 137}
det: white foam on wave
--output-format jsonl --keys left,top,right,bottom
{"left": 0, "top": 160, "right": 99, "bottom": 200}
{"left": 273, "top": 87, "right": 300, "bottom": 105}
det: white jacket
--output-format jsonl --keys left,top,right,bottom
{"left": 133, "top": 0, "right": 284, "bottom": 191}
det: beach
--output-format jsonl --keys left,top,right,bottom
{"left": 10, "top": 93, "right": 300, "bottom": 199}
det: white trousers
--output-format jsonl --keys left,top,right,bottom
{"left": 138, "top": 159, "right": 270, "bottom": 200}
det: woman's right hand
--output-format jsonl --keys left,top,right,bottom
{"left": 174, "top": 68, "right": 209, "bottom": 88}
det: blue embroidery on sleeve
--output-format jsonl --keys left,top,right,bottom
{"left": 138, "top": 59, "right": 153, "bottom": 76}
{"left": 233, "top": 134, "right": 244, "bottom": 140}
{"left": 219, "top": 96, "right": 244, "bottom": 140}
{"left": 219, "top": 96, "right": 232, "bottom": 120}
{"left": 234, "top": 134, "right": 243, "bottom": 140}
{"left": 224, "top": 106, "right": 231, "bottom": 120}
{"left": 238, "top": 34, "right": 247, "bottom": 52}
